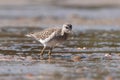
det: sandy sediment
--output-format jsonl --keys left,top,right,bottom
{"left": 0, "top": 0, "right": 120, "bottom": 7}
{"left": 55, "top": 0, "right": 120, "bottom": 8}
{"left": 0, "top": 17, "right": 119, "bottom": 27}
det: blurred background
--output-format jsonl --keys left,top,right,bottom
{"left": 0, "top": 0, "right": 120, "bottom": 28}
{"left": 1, "top": 0, "right": 120, "bottom": 80}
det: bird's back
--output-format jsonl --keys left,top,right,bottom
{"left": 27, "top": 27, "right": 62, "bottom": 40}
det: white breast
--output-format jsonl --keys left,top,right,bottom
{"left": 39, "top": 32, "right": 56, "bottom": 46}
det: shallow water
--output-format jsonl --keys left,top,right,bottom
{"left": 0, "top": 27, "right": 120, "bottom": 80}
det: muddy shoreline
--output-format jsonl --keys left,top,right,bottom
{"left": 0, "top": 0, "right": 120, "bottom": 80}
{"left": 0, "top": 17, "right": 120, "bottom": 27}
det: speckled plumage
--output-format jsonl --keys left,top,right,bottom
{"left": 26, "top": 24, "right": 72, "bottom": 58}
{"left": 29, "top": 27, "right": 63, "bottom": 40}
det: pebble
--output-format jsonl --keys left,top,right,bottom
{"left": 72, "top": 56, "right": 81, "bottom": 62}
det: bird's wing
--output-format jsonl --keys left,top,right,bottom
{"left": 28, "top": 27, "right": 61, "bottom": 40}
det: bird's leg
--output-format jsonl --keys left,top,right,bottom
{"left": 48, "top": 47, "right": 53, "bottom": 59}
{"left": 40, "top": 46, "right": 46, "bottom": 59}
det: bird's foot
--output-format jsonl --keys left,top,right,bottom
{"left": 40, "top": 55, "right": 44, "bottom": 60}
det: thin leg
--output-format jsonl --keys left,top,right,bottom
{"left": 48, "top": 47, "right": 53, "bottom": 59}
{"left": 40, "top": 46, "right": 46, "bottom": 58}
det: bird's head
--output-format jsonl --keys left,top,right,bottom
{"left": 62, "top": 24, "right": 72, "bottom": 34}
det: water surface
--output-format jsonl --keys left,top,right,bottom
{"left": 0, "top": 26, "right": 120, "bottom": 80}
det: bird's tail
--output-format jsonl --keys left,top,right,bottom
{"left": 25, "top": 34, "right": 34, "bottom": 37}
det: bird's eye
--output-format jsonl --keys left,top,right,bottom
{"left": 66, "top": 27, "right": 69, "bottom": 29}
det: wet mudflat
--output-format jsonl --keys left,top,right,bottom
{"left": 0, "top": 27, "right": 120, "bottom": 80}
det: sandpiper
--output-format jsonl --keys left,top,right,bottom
{"left": 26, "top": 24, "right": 72, "bottom": 58}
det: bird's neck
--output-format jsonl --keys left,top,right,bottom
{"left": 61, "top": 30, "right": 64, "bottom": 35}
{"left": 61, "top": 30, "right": 68, "bottom": 38}
{"left": 61, "top": 31, "right": 64, "bottom": 36}
{"left": 61, "top": 29, "right": 66, "bottom": 36}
